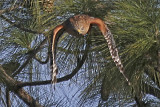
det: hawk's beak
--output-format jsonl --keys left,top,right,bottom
{"left": 77, "top": 29, "right": 81, "bottom": 34}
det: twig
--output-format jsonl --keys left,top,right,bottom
{"left": 33, "top": 56, "right": 49, "bottom": 64}
{"left": 17, "top": 38, "right": 90, "bottom": 88}
{"left": 12, "top": 38, "right": 47, "bottom": 77}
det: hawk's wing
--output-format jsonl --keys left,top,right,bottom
{"left": 51, "top": 24, "right": 64, "bottom": 84}
{"left": 90, "top": 18, "right": 130, "bottom": 85}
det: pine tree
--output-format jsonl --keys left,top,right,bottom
{"left": 80, "top": 0, "right": 160, "bottom": 106}
{"left": 1, "top": 0, "right": 160, "bottom": 106}
{"left": 0, "top": 0, "right": 114, "bottom": 106}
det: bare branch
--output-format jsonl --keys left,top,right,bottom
{"left": 33, "top": 56, "right": 49, "bottom": 64}
{"left": 17, "top": 38, "right": 90, "bottom": 88}
{"left": 12, "top": 38, "right": 48, "bottom": 77}
{"left": 0, "top": 66, "right": 43, "bottom": 107}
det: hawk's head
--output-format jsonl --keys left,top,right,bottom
{"left": 70, "top": 14, "right": 90, "bottom": 35}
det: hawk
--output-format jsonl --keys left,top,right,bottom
{"left": 51, "top": 14, "right": 130, "bottom": 85}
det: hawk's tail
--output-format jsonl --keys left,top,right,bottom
{"left": 51, "top": 59, "right": 58, "bottom": 84}
{"left": 51, "top": 25, "right": 64, "bottom": 85}
{"left": 51, "top": 36, "right": 58, "bottom": 84}
{"left": 104, "top": 28, "right": 130, "bottom": 85}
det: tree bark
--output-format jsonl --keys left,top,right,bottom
{"left": 14, "top": 88, "right": 43, "bottom": 107}
{"left": 0, "top": 66, "right": 43, "bottom": 107}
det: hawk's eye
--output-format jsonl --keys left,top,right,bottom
{"left": 80, "top": 27, "right": 84, "bottom": 31}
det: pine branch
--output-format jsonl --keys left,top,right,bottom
{"left": 0, "top": 5, "right": 42, "bottom": 34}
{"left": 33, "top": 55, "right": 49, "bottom": 64}
{"left": 17, "top": 38, "right": 90, "bottom": 88}
{"left": 12, "top": 38, "right": 47, "bottom": 77}
{"left": 1, "top": 15, "right": 42, "bottom": 34}
{"left": 0, "top": 5, "right": 19, "bottom": 15}
{"left": 0, "top": 66, "right": 43, "bottom": 107}
{"left": 157, "top": 50, "right": 160, "bottom": 73}
{"left": 142, "top": 82, "right": 160, "bottom": 99}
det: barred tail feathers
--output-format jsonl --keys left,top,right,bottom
{"left": 104, "top": 28, "right": 130, "bottom": 84}
{"left": 51, "top": 33, "right": 58, "bottom": 84}
{"left": 51, "top": 62, "right": 58, "bottom": 84}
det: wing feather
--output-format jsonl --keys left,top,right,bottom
{"left": 51, "top": 24, "right": 64, "bottom": 84}
{"left": 90, "top": 18, "right": 130, "bottom": 85}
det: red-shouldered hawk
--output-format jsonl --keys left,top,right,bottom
{"left": 52, "top": 14, "right": 130, "bottom": 85}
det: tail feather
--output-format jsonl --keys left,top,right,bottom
{"left": 51, "top": 62, "right": 58, "bottom": 84}
{"left": 51, "top": 31, "right": 58, "bottom": 84}
{"left": 51, "top": 25, "right": 64, "bottom": 85}
{"left": 51, "top": 40, "right": 58, "bottom": 84}
{"left": 104, "top": 28, "right": 130, "bottom": 85}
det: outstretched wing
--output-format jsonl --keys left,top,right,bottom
{"left": 51, "top": 24, "right": 64, "bottom": 84}
{"left": 90, "top": 18, "right": 130, "bottom": 85}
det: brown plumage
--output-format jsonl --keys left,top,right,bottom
{"left": 51, "top": 14, "right": 130, "bottom": 85}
